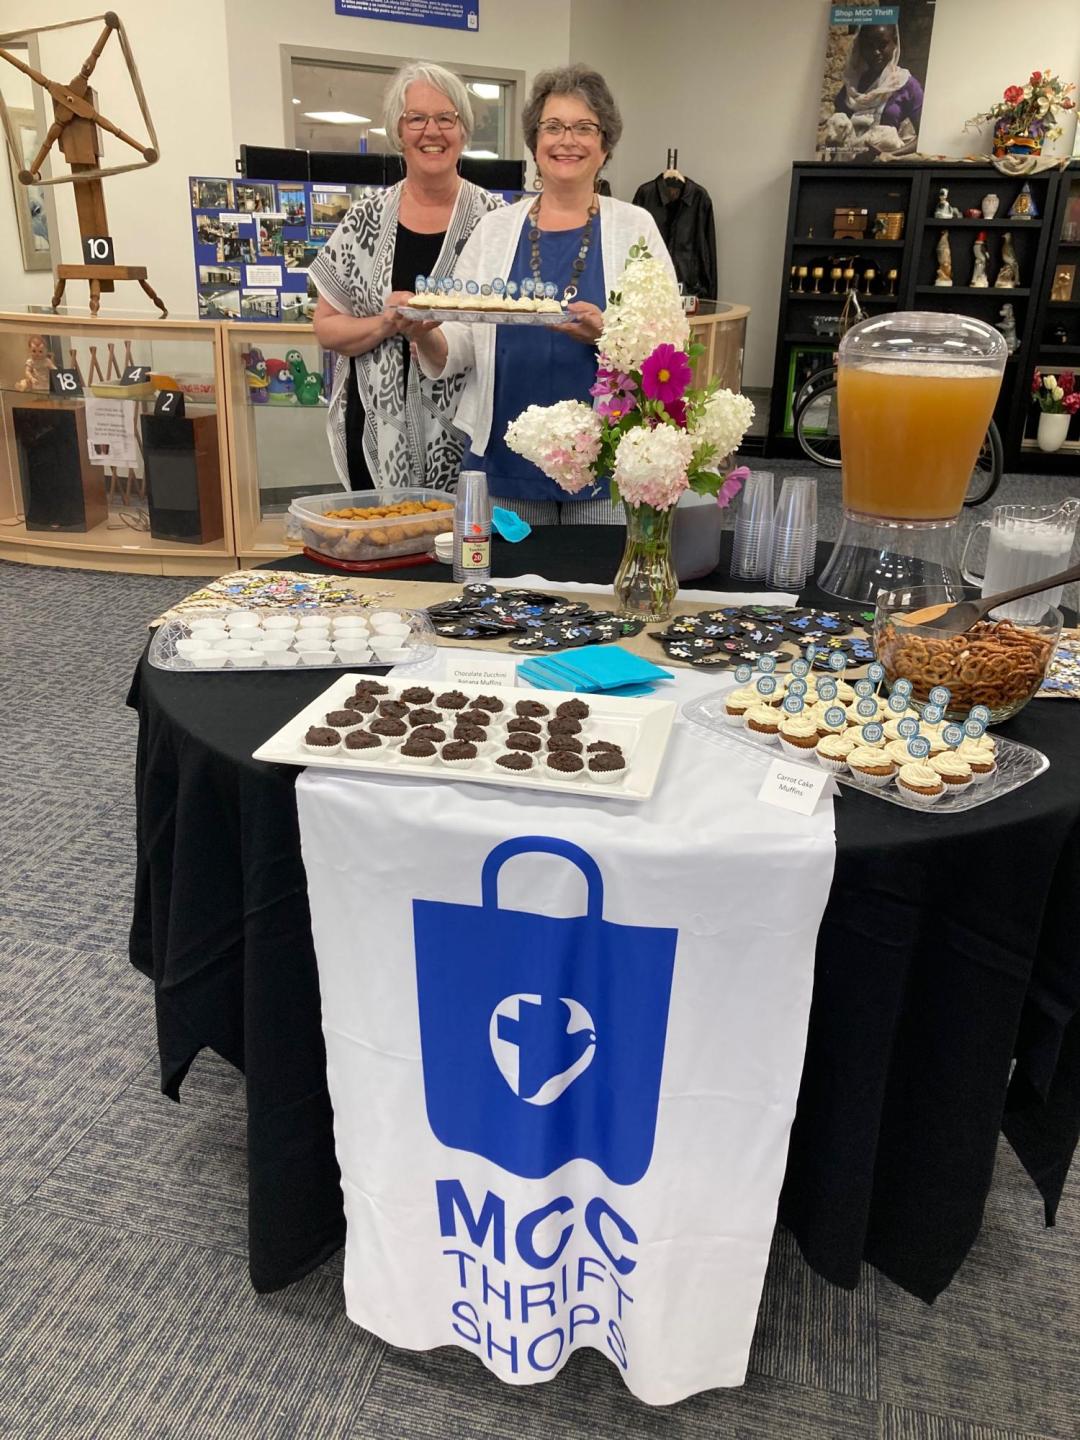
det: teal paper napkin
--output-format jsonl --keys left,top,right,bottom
{"left": 518, "top": 644, "right": 673, "bottom": 694}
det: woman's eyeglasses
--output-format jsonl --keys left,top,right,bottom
{"left": 537, "top": 119, "right": 602, "bottom": 139}
{"left": 402, "top": 111, "right": 460, "bottom": 131}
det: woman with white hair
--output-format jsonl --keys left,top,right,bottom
{"left": 310, "top": 61, "right": 500, "bottom": 492}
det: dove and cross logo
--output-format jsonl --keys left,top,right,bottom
{"left": 413, "top": 837, "right": 678, "bottom": 1185}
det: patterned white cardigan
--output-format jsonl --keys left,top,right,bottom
{"left": 309, "top": 179, "right": 501, "bottom": 491}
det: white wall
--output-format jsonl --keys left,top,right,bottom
{"left": 570, "top": 0, "right": 1080, "bottom": 389}
{"left": 0, "top": 1, "right": 234, "bottom": 316}
{"left": 224, "top": 0, "right": 572, "bottom": 155}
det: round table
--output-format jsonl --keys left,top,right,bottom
{"left": 128, "top": 529, "right": 1080, "bottom": 1297}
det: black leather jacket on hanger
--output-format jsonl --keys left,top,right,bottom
{"left": 631, "top": 175, "right": 717, "bottom": 300}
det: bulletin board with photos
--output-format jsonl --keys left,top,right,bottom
{"left": 189, "top": 176, "right": 381, "bottom": 325}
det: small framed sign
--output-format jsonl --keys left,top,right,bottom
{"left": 121, "top": 364, "right": 152, "bottom": 386}
{"left": 154, "top": 389, "right": 185, "bottom": 418}
{"left": 49, "top": 367, "right": 82, "bottom": 397}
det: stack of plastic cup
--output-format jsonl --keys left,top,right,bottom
{"left": 768, "top": 476, "right": 818, "bottom": 589}
{"left": 730, "top": 470, "right": 775, "bottom": 580}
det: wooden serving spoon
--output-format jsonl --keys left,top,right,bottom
{"left": 900, "top": 558, "right": 1080, "bottom": 634}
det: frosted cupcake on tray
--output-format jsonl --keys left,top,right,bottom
{"left": 895, "top": 761, "right": 946, "bottom": 806}
{"left": 815, "top": 731, "right": 859, "bottom": 772}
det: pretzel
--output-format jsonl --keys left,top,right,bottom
{"left": 877, "top": 618, "right": 1054, "bottom": 714}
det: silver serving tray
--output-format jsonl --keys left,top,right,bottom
{"left": 682, "top": 691, "right": 1049, "bottom": 813}
{"left": 395, "top": 304, "right": 566, "bottom": 326}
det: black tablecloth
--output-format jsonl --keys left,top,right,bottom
{"left": 128, "top": 529, "right": 1080, "bottom": 1300}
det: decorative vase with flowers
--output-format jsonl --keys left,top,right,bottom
{"left": 966, "top": 69, "right": 1076, "bottom": 156}
{"left": 1034, "top": 369, "right": 1080, "bottom": 452}
{"left": 505, "top": 243, "right": 754, "bottom": 620}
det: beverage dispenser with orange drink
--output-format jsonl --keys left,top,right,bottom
{"left": 818, "top": 312, "right": 1007, "bottom": 603}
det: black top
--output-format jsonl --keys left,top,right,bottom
{"left": 344, "top": 223, "right": 445, "bottom": 491}
{"left": 128, "top": 529, "right": 1080, "bottom": 1298}
{"left": 632, "top": 175, "right": 717, "bottom": 300}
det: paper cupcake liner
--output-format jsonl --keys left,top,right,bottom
{"left": 815, "top": 752, "right": 849, "bottom": 773}
{"left": 544, "top": 759, "right": 586, "bottom": 780}
{"left": 723, "top": 708, "right": 749, "bottom": 726}
{"left": 303, "top": 738, "right": 341, "bottom": 756}
{"left": 746, "top": 725, "right": 780, "bottom": 745}
{"left": 779, "top": 737, "right": 820, "bottom": 762}
{"left": 586, "top": 766, "right": 626, "bottom": 785}
{"left": 968, "top": 765, "right": 997, "bottom": 784}
{"left": 849, "top": 766, "right": 894, "bottom": 788}
{"left": 396, "top": 749, "right": 438, "bottom": 767}
{"left": 936, "top": 774, "right": 973, "bottom": 792}
{"left": 896, "top": 782, "right": 945, "bottom": 806}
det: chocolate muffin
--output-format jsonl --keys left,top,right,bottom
{"left": 514, "top": 699, "right": 549, "bottom": 719}
{"left": 344, "top": 692, "right": 378, "bottom": 715}
{"left": 371, "top": 716, "right": 407, "bottom": 739}
{"left": 506, "top": 716, "right": 542, "bottom": 735}
{"left": 496, "top": 752, "right": 534, "bottom": 772}
{"left": 377, "top": 700, "right": 410, "bottom": 720}
{"left": 555, "top": 699, "right": 590, "bottom": 720}
{"left": 400, "top": 737, "right": 438, "bottom": 759}
{"left": 326, "top": 708, "right": 365, "bottom": 729}
{"left": 344, "top": 729, "right": 381, "bottom": 752}
{"left": 441, "top": 740, "right": 478, "bottom": 763}
{"left": 546, "top": 750, "right": 585, "bottom": 775}
{"left": 506, "top": 732, "right": 542, "bottom": 753}
{"left": 401, "top": 686, "right": 434, "bottom": 705}
{"left": 453, "top": 722, "right": 487, "bottom": 744}
{"left": 412, "top": 724, "right": 447, "bottom": 744}
{"left": 547, "top": 735, "right": 583, "bottom": 754}
{"left": 460, "top": 707, "right": 493, "bottom": 727}
{"left": 587, "top": 739, "right": 623, "bottom": 754}
{"left": 548, "top": 716, "right": 582, "bottom": 737}
{"left": 352, "top": 679, "right": 389, "bottom": 696}
{"left": 407, "top": 707, "right": 443, "bottom": 728}
{"left": 435, "top": 690, "right": 470, "bottom": 711}
{"left": 304, "top": 726, "right": 340, "bottom": 748}
{"left": 471, "top": 694, "right": 504, "bottom": 714}
{"left": 588, "top": 750, "right": 626, "bottom": 775}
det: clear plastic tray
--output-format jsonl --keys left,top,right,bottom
{"left": 253, "top": 674, "right": 676, "bottom": 801}
{"left": 148, "top": 605, "right": 436, "bottom": 673}
{"left": 682, "top": 691, "right": 1049, "bottom": 813}
{"left": 285, "top": 489, "right": 454, "bottom": 565}
{"left": 395, "top": 305, "right": 566, "bottom": 327}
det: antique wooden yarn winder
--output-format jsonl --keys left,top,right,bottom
{"left": 0, "top": 11, "right": 167, "bottom": 315}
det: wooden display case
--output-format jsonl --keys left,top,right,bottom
{"left": 221, "top": 322, "right": 340, "bottom": 562}
{"left": 0, "top": 310, "right": 234, "bottom": 574}
{"left": 688, "top": 302, "right": 750, "bottom": 393}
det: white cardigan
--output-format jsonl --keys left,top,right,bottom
{"left": 416, "top": 195, "right": 676, "bottom": 456}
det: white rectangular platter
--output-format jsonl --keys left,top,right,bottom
{"left": 253, "top": 673, "right": 677, "bottom": 802}
{"left": 396, "top": 305, "right": 566, "bottom": 327}
{"left": 149, "top": 606, "right": 436, "bottom": 674}
{"left": 683, "top": 691, "right": 1049, "bottom": 814}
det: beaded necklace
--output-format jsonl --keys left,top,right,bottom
{"left": 527, "top": 192, "right": 599, "bottom": 297}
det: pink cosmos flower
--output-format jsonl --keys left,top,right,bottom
{"left": 640, "top": 344, "right": 692, "bottom": 406}
{"left": 665, "top": 397, "right": 688, "bottom": 427}
{"left": 590, "top": 367, "right": 638, "bottom": 420}
{"left": 716, "top": 466, "right": 749, "bottom": 508}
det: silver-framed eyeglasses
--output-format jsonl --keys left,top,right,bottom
{"left": 402, "top": 111, "right": 460, "bottom": 131}
{"left": 537, "top": 119, "right": 602, "bottom": 139}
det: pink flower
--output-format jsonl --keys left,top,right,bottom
{"left": 590, "top": 366, "right": 638, "bottom": 420}
{"left": 1059, "top": 371, "right": 1075, "bottom": 396}
{"left": 640, "top": 343, "right": 692, "bottom": 406}
{"left": 716, "top": 466, "right": 749, "bottom": 508}
{"left": 1004, "top": 84, "right": 1024, "bottom": 106}
{"left": 665, "top": 397, "right": 688, "bottom": 427}
{"left": 1064, "top": 393, "right": 1080, "bottom": 415}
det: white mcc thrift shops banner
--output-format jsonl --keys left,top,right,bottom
{"left": 296, "top": 721, "right": 836, "bottom": 1404}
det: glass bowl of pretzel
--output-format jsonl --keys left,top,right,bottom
{"left": 873, "top": 586, "right": 1062, "bottom": 724}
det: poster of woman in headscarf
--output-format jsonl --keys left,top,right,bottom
{"left": 817, "top": 2, "right": 937, "bottom": 161}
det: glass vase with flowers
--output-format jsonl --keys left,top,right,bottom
{"left": 505, "top": 243, "right": 754, "bottom": 620}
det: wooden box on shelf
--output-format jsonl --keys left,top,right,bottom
{"left": 833, "top": 207, "right": 869, "bottom": 240}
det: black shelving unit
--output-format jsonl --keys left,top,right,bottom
{"left": 766, "top": 160, "right": 1078, "bottom": 475}
{"left": 1022, "top": 168, "right": 1080, "bottom": 474}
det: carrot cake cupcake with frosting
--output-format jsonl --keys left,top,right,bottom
{"left": 929, "top": 750, "right": 974, "bottom": 792}
{"left": 815, "top": 730, "right": 859, "bottom": 772}
{"left": 896, "top": 760, "right": 946, "bottom": 805}
{"left": 745, "top": 703, "right": 781, "bottom": 744}
{"left": 846, "top": 745, "right": 896, "bottom": 786}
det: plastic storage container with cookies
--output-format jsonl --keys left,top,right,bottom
{"left": 286, "top": 489, "right": 455, "bottom": 570}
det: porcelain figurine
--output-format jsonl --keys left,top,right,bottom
{"left": 994, "top": 232, "right": 1020, "bottom": 288}
{"left": 981, "top": 193, "right": 1000, "bottom": 220}
{"left": 934, "top": 187, "right": 961, "bottom": 219}
{"left": 971, "top": 233, "right": 989, "bottom": 288}
{"left": 1008, "top": 183, "right": 1038, "bottom": 220}
{"left": 997, "top": 303, "right": 1019, "bottom": 353}
{"left": 14, "top": 334, "right": 56, "bottom": 393}
{"left": 935, "top": 230, "right": 953, "bottom": 287}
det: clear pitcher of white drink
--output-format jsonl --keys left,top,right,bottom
{"left": 961, "top": 499, "right": 1080, "bottom": 622}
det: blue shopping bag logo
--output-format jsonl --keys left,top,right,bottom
{"left": 413, "top": 837, "right": 678, "bottom": 1184}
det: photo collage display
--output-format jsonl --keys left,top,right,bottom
{"left": 189, "top": 176, "right": 382, "bottom": 323}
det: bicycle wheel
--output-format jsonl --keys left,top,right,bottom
{"left": 963, "top": 420, "right": 1003, "bottom": 507}
{"left": 793, "top": 368, "right": 842, "bottom": 468}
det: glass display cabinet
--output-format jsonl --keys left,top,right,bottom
{"left": 0, "top": 309, "right": 233, "bottom": 574}
{"left": 688, "top": 302, "right": 749, "bottom": 393}
{"left": 221, "top": 322, "right": 340, "bottom": 562}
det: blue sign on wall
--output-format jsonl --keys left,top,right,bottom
{"left": 335, "top": 0, "right": 479, "bottom": 30}
{"left": 830, "top": 4, "right": 900, "bottom": 21}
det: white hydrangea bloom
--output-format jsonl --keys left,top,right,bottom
{"left": 612, "top": 425, "right": 697, "bottom": 510}
{"left": 504, "top": 400, "right": 603, "bottom": 493}
{"left": 690, "top": 389, "right": 756, "bottom": 462}
{"left": 600, "top": 253, "right": 689, "bottom": 373}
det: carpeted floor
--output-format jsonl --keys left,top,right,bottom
{"left": 1, "top": 473, "right": 1078, "bottom": 1438}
